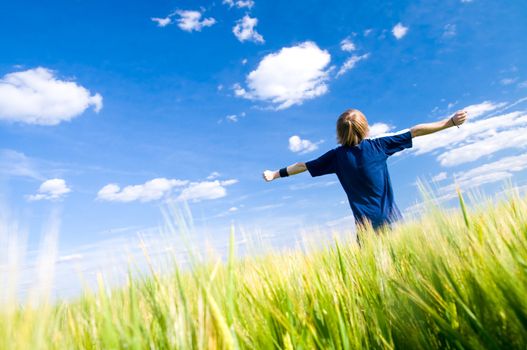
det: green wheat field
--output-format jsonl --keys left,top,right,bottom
{"left": 1, "top": 189, "right": 527, "bottom": 349}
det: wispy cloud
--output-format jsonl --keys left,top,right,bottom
{"left": 97, "top": 225, "right": 142, "bottom": 236}
{"left": 248, "top": 203, "right": 284, "bottom": 212}
{"left": 443, "top": 24, "right": 457, "bottom": 38}
{"left": 437, "top": 123, "right": 527, "bottom": 166}
{"left": 325, "top": 215, "right": 355, "bottom": 228}
{"left": 336, "top": 53, "right": 370, "bottom": 77}
{"left": 340, "top": 38, "right": 356, "bottom": 52}
{"left": 221, "top": 111, "right": 245, "bottom": 123}
{"left": 289, "top": 181, "right": 338, "bottom": 191}
{"left": 206, "top": 171, "right": 221, "bottom": 180}
{"left": 438, "top": 153, "right": 527, "bottom": 195}
{"left": 226, "top": 114, "right": 238, "bottom": 122}
{"left": 0, "top": 149, "right": 43, "bottom": 180}
{"left": 463, "top": 100, "right": 507, "bottom": 118}
{"left": 410, "top": 98, "right": 527, "bottom": 167}
{"left": 500, "top": 78, "right": 517, "bottom": 85}
{"left": 0, "top": 67, "right": 102, "bottom": 125}
{"left": 431, "top": 171, "right": 448, "bottom": 182}
{"left": 56, "top": 254, "right": 82, "bottom": 264}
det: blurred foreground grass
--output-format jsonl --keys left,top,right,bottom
{"left": 1, "top": 189, "right": 527, "bottom": 349}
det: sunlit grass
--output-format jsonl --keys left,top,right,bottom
{"left": 1, "top": 188, "right": 527, "bottom": 349}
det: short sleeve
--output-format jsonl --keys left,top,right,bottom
{"left": 305, "top": 149, "right": 337, "bottom": 177}
{"left": 375, "top": 130, "right": 413, "bottom": 156}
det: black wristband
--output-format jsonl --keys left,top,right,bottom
{"left": 279, "top": 167, "right": 289, "bottom": 177}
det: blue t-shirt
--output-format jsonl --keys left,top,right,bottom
{"left": 305, "top": 130, "right": 413, "bottom": 229}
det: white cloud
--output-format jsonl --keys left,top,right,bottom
{"left": 206, "top": 171, "right": 221, "bottom": 180}
{"left": 98, "top": 177, "right": 238, "bottom": 203}
{"left": 151, "top": 17, "right": 172, "bottom": 27}
{"left": 500, "top": 78, "right": 517, "bottom": 85}
{"left": 0, "top": 149, "right": 42, "bottom": 180}
{"left": 340, "top": 38, "right": 356, "bottom": 52}
{"left": 411, "top": 110, "right": 526, "bottom": 156}
{"left": 519, "top": 81, "right": 527, "bottom": 88}
{"left": 438, "top": 153, "right": 527, "bottom": 194}
{"left": 177, "top": 179, "right": 238, "bottom": 202}
{"left": 0, "top": 67, "right": 102, "bottom": 125}
{"left": 463, "top": 100, "right": 506, "bottom": 119}
{"left": 224, "top": 111, "right": 245, "bottom": 123}
{"left": 437, "top": 125, "right": 527, "bottom": 166}
{"left": 432, "top": 171, "right": 448, "bottom": 182}
{"left": 368, "top": 122, "right": 394, "bottom": 138}
{"left": 223, "top": 0, "right": 255, "bottom": 8}
{"left": 443, "top": 24, "right": 456, "bottom": 38}
{"left": 325, "top": 215, "right": 355, "bottom": 228}
{"left": 458, "top": 154, "right": 527, "bottom": 180}
{"left": 232, "top": 83, "right": 247, "bottom": 97}
{"left": 28, "top": 179, "right": 71, "bottom": 201}
{"left": 57, "top": 254, "right": 83, "bottom": 263}
{"left": 233, "top": 15, "right": 264, "bottom": 43}
{"left": 288, "top": 135, "right": 320, "bottom": 154}
{"left": 228, "top": 206, "right": 238, "bottom": 212}
{"left": 221, "top": 179, "right": 238, "bottom": 186}
{"left": 235, "top": 42, "right": 331, "bottom": 109}
{"left": 409, "top": 98, "right": 527, "bottom": 168}
{"left": 175, "top": 10, "right": 216, "bottom": 32}
{"left": 242, "top": 58, "right": 248, "bottom": 65}
{"left": 226, "top": 114, "right": 238, "bottom": 122}
{"left": 97, "top": 178, "right": 188, "bottom": 202}
{"left": 407, "top": 154, "right": 527, "bottom": 214}
{"left": 336, "top": 53, "right": 369, "bottom": 77}
{"left": 289, "top": 180, "right": 338, "bottom": 191}
{"left": 392, "top": 23, "right": 409, "bottom": 40}
{"left": 364, "top": 29, "right": 373, "bottom": 36}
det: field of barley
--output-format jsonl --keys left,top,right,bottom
{"left": 1, "top": 189, "right": 526, "bottom": 350}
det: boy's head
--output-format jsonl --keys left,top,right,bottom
{"left": 336, "top": 109, "right": 369, "bottom": 146}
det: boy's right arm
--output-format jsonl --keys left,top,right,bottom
{"left": 263, "top": 162, "right": 307, "bottom": 182}
{"left": 410, "top": 110, "right": 468, "bottom": 138}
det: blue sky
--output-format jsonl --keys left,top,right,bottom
{"left": 1, "top": 0, "right": 527, "bottom": 284}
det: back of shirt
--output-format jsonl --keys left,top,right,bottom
{"left": 305, "top": 130, "right": 413, "bottom": 229}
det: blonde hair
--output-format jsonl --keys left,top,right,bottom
{"left": 336, "top": 109, "right": 369, "bottom": 147}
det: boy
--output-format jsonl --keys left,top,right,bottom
{"left": 263, "top": 109, "right": 468, "bottom": 230}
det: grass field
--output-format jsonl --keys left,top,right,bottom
{"left": 1, "top": 189, "right": 527, "bottom": 349}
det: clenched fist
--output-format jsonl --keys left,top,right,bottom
{"left": 451, "top": 110, "right": 468, "bottom": 127}
{"left": 262, "top": 170, "right": 278, "bottom": 182}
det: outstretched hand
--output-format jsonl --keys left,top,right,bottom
{"left": 262, "top": 170, "right": 278, "bottom": 182}
{"left": 452, "top": 110, "right": 468, "bottom": 127}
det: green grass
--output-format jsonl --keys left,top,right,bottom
{"left": 1, "top": 189, "right": 527, "bottom": 349}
